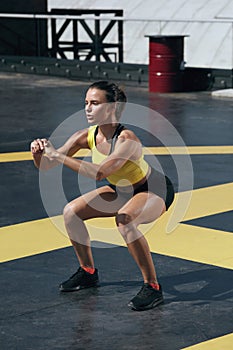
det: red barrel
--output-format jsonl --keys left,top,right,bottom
{"left": 145, "top": 35, "right": 187, "bottom": 93}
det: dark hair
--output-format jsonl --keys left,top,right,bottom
{"left": 87, "top": 81, "right": 127, "bottom": 119}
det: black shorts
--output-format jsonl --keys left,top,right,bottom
{"left": 108, "top": 168, "right": 175, "bottom": 210}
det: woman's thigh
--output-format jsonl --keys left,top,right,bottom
{"left": 66, "top": 185, "right": 127, "bottom": 220}
{"left": 118, "top": 192, "right": 166, "bottom": 226}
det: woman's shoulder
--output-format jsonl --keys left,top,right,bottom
{"left": 68, "top": 128, "right": 89, "bottom": 148}
{"left": 71, "top": 128, "right": 89, "bottom": 139}
{"left": 119, "top": 127, "right": 140, "bottom": 142}
{"left": 57, "top": 128, "right": 89, "bottom": 155}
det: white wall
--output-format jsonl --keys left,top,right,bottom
{"left": 48, "top": 0, "right": 233, "bottom": 69}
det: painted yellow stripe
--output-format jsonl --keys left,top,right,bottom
{"left": 0, "top": 217, "right": 70, "bottom": 262}
{"left": 0, "top": 151, "right": 33, "bottom": 162}
{"left": 1, "top": 211, "right": 233, "bottom": 268}
{"left": 1, "top": 183, "right": 233, "bottom": 268}
{"left": 146, "top": 182, "right": 233, "bottom": 268}
{"left": 0, "top": 145, "right": 233, "bottom": 163}
{"left": 148, "top": 220, "right": 233, "bottom": 270}
{"left": 143, "top": 145, "right": 233, "bottom": 155}
{"left": 181, "top": 333, "right": 233, "bottom": 349}
{"left": 180, "top": 182, "right": 233, "bottom": 221}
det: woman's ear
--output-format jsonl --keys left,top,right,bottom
{"left": 115, "top": 101, "right": 126, "bottom": 120}
{"left": 106, "top": 101, "right": 116, "bottom": 114}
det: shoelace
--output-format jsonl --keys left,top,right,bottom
{"left": 137, "top": 284, "right": 154, "bottom": 297}
{"left": 69, "top": 267, "right": 83, "bottom": 280}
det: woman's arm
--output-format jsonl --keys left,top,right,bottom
{"left": 44, "top": 129, "right": 141, "bottom": 180}
{"left": 95, "top": 131, "right": 142, "bottom": 180}
{"left": 30, "top": 129, "right": 89, "bottom": 170}
{"left": 44, "top": 140, "right": 100, "bottom": 179}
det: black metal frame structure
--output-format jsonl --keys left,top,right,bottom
{"left": 50, "top": 9, "right": 123, "bottom": 62}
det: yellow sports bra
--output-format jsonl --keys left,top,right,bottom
{"left": 87, "top": 124, "right": 149, "bottom": 186}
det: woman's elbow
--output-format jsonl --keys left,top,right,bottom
{"left": 96, "top": 170, "right": 105, "bottom": 181}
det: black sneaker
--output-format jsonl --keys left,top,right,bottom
{"left": 128, "top": 283, "right": 163, "bottom": 311}
{"left": 59, "top": 267, "right": 99, "bottom": 292}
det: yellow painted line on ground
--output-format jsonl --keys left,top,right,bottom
{"left": 0, "top": 145, "right": 233, "bottom": 163}
{"left": 181, "top": 333, "right": 233, "bottom": 350}
{"left": 146, "top": 182, "right": 233, "bottom": 269}
{"left": 0, "top": 151, "right": 33, "bottom": 162}
{"left": 181, "top": 182, "right": 233, "bottom": 221}
{"left": 0, "top": 217, "right": 71, "bottom": 263}
{"left": 1, "top": 183, "right": 233, "bottom": 268}
{"left": 1, "top": 210, "right": 233, "bottom": 268}
{"left": 147, "top": 219, "right": 233, "bottom": 270}
{"left": 143, "top": 145, "right": 233, "bottom": 155}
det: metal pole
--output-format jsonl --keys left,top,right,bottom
{"left": 1, "top": 13, "right": 233, "bottom": 23}
{"left": 35, "top": 18, "right": 41, "bottom": 56}
{"left": 232, "top": 23, "right": 233, "bottom": 87}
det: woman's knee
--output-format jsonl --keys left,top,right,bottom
{"left": 115, "top": 212, "right": 133, "bottom": 226}
{"left": 115, "top": 210, "right": 145, "bottom": 244}
{"left": 115, "top": 212, "right": 135, "bottom": 239}
{"left": 63, "top": 201, "right": 82, "bottom": 224}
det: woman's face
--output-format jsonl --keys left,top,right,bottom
{"left": 85, "top": 88, "right": 114, "bottom": 124}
